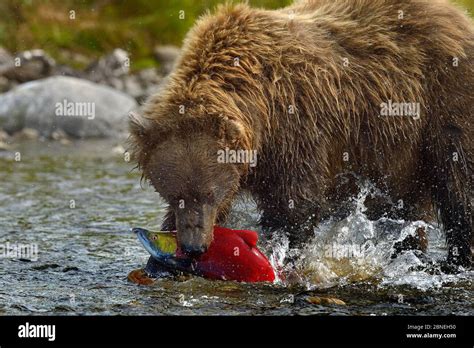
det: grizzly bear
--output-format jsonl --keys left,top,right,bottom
{"left": 130, "top": 0, "right": 473, "bottom": 271}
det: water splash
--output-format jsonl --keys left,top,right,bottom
{"left": 255, "top": 182, "right": 473, "bottom": 291}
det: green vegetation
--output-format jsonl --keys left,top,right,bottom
{"left": 0, "top": 0, "right": 472, "bottom": 70}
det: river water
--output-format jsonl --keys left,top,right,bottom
{"left": 0, "top": 140, "right": 472, "bottom": 315}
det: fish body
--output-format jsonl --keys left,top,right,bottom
{"left": 133, "top": 226, "right": 275, "bottom": 282}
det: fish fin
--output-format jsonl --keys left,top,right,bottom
{"left": 235, "top": 229, "right": 258, "bottom": 247}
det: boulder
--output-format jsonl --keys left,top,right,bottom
{"left": 0, "top": 47, "right": 15, "bottom": 91}
{"left": 85, "top": 49, "right": 164, "bottom": 101}
{"left": 0, "top": 76, "right": 137, "bottom": 138}
{"left": 0, "top": 47, "right": 14, "bottom": 75}
{"left": 122, "top": 68, "right": 163, "bottom": 102}
{"left": 2, "top": 49, "right": 56, "bottom": 83}
{"left": 0, "top": 76, "right": 9, "bottom": 93}
{"left": 86, "top": 48, "right": 130, "bottom": 82}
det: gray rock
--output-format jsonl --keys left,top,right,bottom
{"left": 2, "top": 49, "right": 56, "bottom": 82}
{"left": 13, "top": 128, "right": 40, "bottom": 140}
{"left": 0, "top": 141, "right": 10, "bottom": 151}
{"left": 0, "top": 76, "right": 137, "bottom": 139}
{"left": 136, "top": 68, "right": 163, "bottom": 86}
{"left": 0, "top": 76, "right": 9, "bottom": 93}
{"left": 0, "top": 129, "right": 9, "bottom": 141}
{"left": 122, "top": 68, "right": 163, "bottom": 102}
{"left": 122, "top": 75, "right": 144, "bottom": 100}
{"left": 154, "top": 45, "right": 180, "bottom": 75}
{"left": 86, "top": 48, "right": 130, "bottom": 82}
{"left": 0, "top": 47, "right": 14, "bottom": 75}
{"left": 53, "top": 64, "right": 84, "bottom": 78}
{"left": 107, "top": 76, "right": 125, "bottom": 92}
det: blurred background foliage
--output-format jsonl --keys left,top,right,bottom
{"left": 0, "top": 0, "right": 472, "bottom": 70}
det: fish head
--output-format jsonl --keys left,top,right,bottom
{"left": 133, "top": 228, "right": 177, "bottom": 259}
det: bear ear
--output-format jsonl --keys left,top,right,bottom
{"left": 129, "top": 111, "right": 153, "bottom": 142}
{"left": 218, "top": 114, "right": 247, "bottom": 147}
{"left": 128, "top": 111, "right": 159, "bottom": 169}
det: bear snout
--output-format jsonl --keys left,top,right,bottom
{"left": 175, "top": 204, "right": 216, "bottom": 256}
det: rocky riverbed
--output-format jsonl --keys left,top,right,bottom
{"left": 0, "top": 46, "right": 179, "bottom": 142}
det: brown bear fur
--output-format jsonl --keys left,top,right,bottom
{"left": 130, "top": 0, "right": 473, "bottom": 266}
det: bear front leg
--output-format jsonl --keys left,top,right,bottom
{"left": 428, "top": 126, "right": 472, "bottom": 269}
{"left": 257, "top": 196, "right": 319, "bottom": 249}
